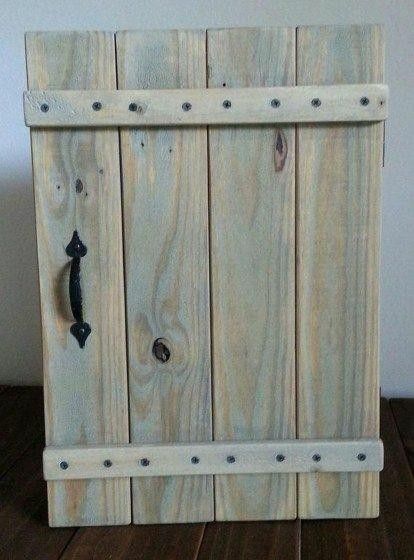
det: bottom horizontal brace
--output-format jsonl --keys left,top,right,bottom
{"left": 43, "top": 439, "right": 383, "bottom": 481}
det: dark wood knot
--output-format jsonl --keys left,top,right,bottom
{"left": 274, "top": 130, "right": 288, "bottom": 172}
{"left": 152, "top": 338, "right": 171, "bottom": 363}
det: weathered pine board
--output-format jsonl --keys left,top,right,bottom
{"left": 26, "top": 32, "right": 130, "bottom": 526}
{"left": 297, "top": 25, "right": 384, "bottom": 518}
{"left": 208, "top": 27, "right": 296, "bottom": 520}
{"left": 116, "top": 30, "right": 213, "bottom": 523}
{"left": 24, "top": 84, "right": 388, "bottom": 127}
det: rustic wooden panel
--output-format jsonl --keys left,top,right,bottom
{"left": 297, "top": 25, "right": 384, "bottom": 518}
{"left": 26, "top": 31, "right": 130, "bottom": 526}
{"left": 116, "top": 29, "right": 213, "bottom": 523}
{"left": 208, "top": 27, "right": 296, "bottom": 520}
{"left": 24, "top": 84, "right": 388, "bottom": 127}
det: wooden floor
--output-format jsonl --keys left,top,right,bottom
{"left": 0, "top": 387, "right": 413, "bottom": 559}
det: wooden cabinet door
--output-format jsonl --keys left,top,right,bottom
{"left": 26, "top": 25, "right": 384, "bottom": 525}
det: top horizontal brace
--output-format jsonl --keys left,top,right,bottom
{"left": 24, "top": 84, "right": 388, "bottom": 127}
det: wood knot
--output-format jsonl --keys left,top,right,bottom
{"left": 75, "top": 179, "right": 84, "bottom": 193}
{"left": 152, "top": 338, "right": 171, "bottom": 363}
{"left": 274, "top": 130, "right": 288, "bottom": 172}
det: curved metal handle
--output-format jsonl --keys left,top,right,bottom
{"left": 66, "top": 230, "right": 91, "bottom": 348}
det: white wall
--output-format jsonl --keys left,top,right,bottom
{"left": 0, "top": 0, "right": 413, "bottom": 395}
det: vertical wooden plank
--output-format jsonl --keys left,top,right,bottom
{"left": 116, "top": 30, "right": 213, "bottom": 523}
{"left": 208, "top": 27, "right": 296, "bottom": 520}
{"left": 297, "top": 25, "right": 384, "bottom": 518}
{"left": 26, "top": 32, "right": 130, "bottom": 526}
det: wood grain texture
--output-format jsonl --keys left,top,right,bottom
{"left": 60, "top": 524, "right": 205, "bottom": 560}
{"left": 116, "top": 29, "right": 213, "bottom": 523}
{"left": 24, "top": 84, "right": 388, "bottom": 127}
{"left": 301, "top": 400, "right": 414, "bottom": 560}
{"left": 197, "top": 520, "right": 300, "bottom": 560}
{"left": 26, "top": 32, "right": 130, "bottom": 526}
{"left": 390, "top": 399, "right": 414, "bottom": 474}
{"left": 297, "top": 25, "right": 384, "bottom": 518}
{"left": 208, "top": 27, "right": 296, "bottom": 520}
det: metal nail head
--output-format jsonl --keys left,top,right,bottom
{"left": 59, "top": 461, "right": 69, "bottom": 470}
{"left": 227, "top": 455, "right": 236, "bottom": 464}
{"left": 311, "top": 98, "right": 321, "bottom": 107}
{"left": 360, "top": 96, "right": 370, "bottom": 106}
{"left": 40, "top": 103, "right": 49, "bottom": 113}
{"left": 271, "top": 98, "right": 281, "bottom": 108}
{"left": 103, "top": 459, "right": 112, "bottom": 468}
{"left": 312, "top": 453, "right": 321, "bottom": 462}
{"left": 182, "top": 102, "right": 192, "bottom": 111}
{"left": 92, "top": 101, "right": 102, "bottom": 111}
{"left": 140, "top": 458, "right": 150, "bottom": 467}
{"left": 223, "top": 99, "right": 231, "bottom": 109}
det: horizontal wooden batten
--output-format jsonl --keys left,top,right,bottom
{"left": 24, "top": 84, "right": 388, "bottom": 127}
{"left": 44, "top": 439, "right": 384, "bottom": 480}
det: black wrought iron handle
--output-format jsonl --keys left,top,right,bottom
{"left": 65, "top": 230, "right": 91, "bottom": 348}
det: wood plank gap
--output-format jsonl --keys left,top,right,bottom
{"left": 114, "top": 30, "right": 134, "bottom": 518}
{"left": 294, "top": 25, "right": 300, "bottom": 527}
{"left": 205, "top": 29, "right": 217, "bottom": 522}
